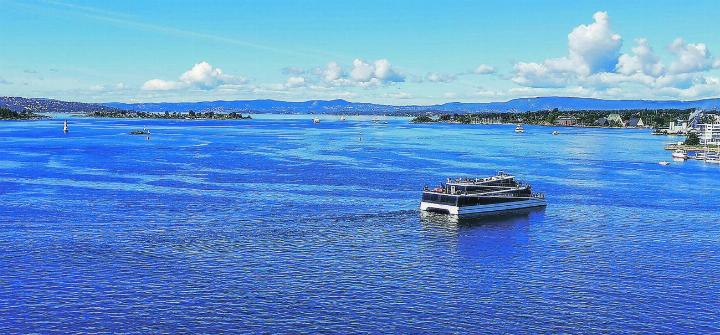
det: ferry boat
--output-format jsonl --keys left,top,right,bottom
{"left": 515, "top": 124, "right": 525, "bottom": 133}
{"left": 420, "top": 172, "right": 546, "bottom": 216}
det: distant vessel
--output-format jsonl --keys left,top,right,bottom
{"left": 659, "top": 161, "right": 671, "bottom": 166}
{"left": 515, "top": 124, "right": 525, "bottom": 133}
{"left": 372, "top": 116, "right": 381, "bottom": 123}
{"left": 420, "top": 171, "right": 546, "bottom": 216}
{"left": 552, "top": 130, "right": 560, "bottom": 135}
{"left": 129, "top": 127, "right": 151, "bottom": 135}
{"left": 671, "top": 150, "right": 688, "bottom": 159}
{"left": 63, "top": 120, "right": 68, "bottom": 133}
{"left": 340, "top": 115, "right": 346, "bottom": 121}
{"left": 704, "top": 148, "right": 720, "bottom": 164}
{"left": 312, "top": 118, "right": 321, "bottom": 124}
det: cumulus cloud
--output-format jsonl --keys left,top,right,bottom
{"left": 668, "top": 38, "right": 716, "bottom": 74}
{"left": 473, "top": 64, "right": 495, "bottom": 75}
{"left": 285, "top": 76, "right": 306, "bottom": 88}
{"left": 616, "top": 38, "right": 664, "bottom": 76}
{"left": 322, "top": 62, "right": 343, "bottom": 82}
{"left": 513, "top": 11, "right": 622, "bottom": 87}
{"left": 315, "top": 58, "right": 404, "bottom": 87}
{"left": 567, "top": 11, "right": 622, "bottom": 74}
{"left": 509, "top": 11, "right": 720, "bottom": 99}
{"left": 142, "top": 61, "right": 246, "bottom": 91}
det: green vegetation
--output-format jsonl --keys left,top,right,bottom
{"left": 0, "top": 107, "right": 46, "bottom": 120}
{"left": 411, "top": 108, "right": 697, "bottom": 128}
{"left": 684, "top": 132, "right": 700, "bottom": 145}
{"left": 87, "top": 110, "right": 252, "bottom": 120}
{"left": 411, "top": 115, "right": 434, "bottom": 123}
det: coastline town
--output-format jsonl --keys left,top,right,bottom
{"left": 412, "top": 108, "right": 720, "bottom": 163}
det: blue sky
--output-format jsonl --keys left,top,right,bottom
{"left": 2, "top": 0, "right": 720, "bottom": 104}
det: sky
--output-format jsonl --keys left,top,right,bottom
{"left": 1, "top": 0, "right": 720, "bottom": 104}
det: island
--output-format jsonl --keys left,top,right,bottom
{"left": 86, "top": 110, "right": 252, "bottom": 120}
{"left": 0, "top": 107, "right": 47, "bottom": 120}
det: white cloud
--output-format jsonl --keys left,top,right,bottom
{"left": 285, "top": 76, "right": 306, "bottom": 88}
{"left": 142, "top": 79, "right": 184, "bottom": 91}
{"left": 567, "top": 11, "right": 622, "bottom": 74}
{"left": 616, "top": 38, "right": 664, "bottom": 76}
{"left": 315, "top": 58, "right": 404, "bottom": 87}
{"left": 668, "top": 38, "right": 716, "bottom": 74}
{"left": 142, "top": 61, "right": 246, "bottom": 91}
{"left": 322, "top": 62, "right": 343, "bottom": 82}
{"left": 509, "top": 11, "right": 720, "bottom": 99}
{"left": 372, "top": 59, "right": 404, "bottom": 82}
{"left": 350, "top": 59, "right": 375, "bottom": 82}
{"left": 473, "top": 64, "right": 495, "bottom": 75}
{"left": 513, "top": 11, "right": 622, "bottom": 87}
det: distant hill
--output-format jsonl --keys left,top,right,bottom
{"left": 105, "top": 96, "right": 720, "bottom": 114}
{"left": 2, "top": 96, "right": 720, "bottom": 115}
{"left": 0, "top": 97, "right": 123, "bottom": 114}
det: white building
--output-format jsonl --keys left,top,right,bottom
{"left": 696, "top": 123, "right": 720, "bottom": 145}
{"left": 668, "top": 120, "right": 689, "bottom": 134}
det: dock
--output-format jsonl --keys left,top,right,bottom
{"left": 664, "top": 144, "right": 720, "bottom": 152}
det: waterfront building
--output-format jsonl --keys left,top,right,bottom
{"left": 554, "top": 115, "right": 578, "bottom": 126}
{"left": 627, "top": 117, "right": 645, "bottom": 128}
{"left": 696, "top": 123, "right": 720, "bottom": 145}
{"left": 668, "top": 120, "right": 690, "bottom": 134}
{"left": 607, "top": 114, "right": 625, "bottom": 127}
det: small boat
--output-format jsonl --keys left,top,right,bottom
{"left": 129, "top": 127, "right": 151, "bottom": 135}
{"left": 515, "top": 124, "right": 525, "bottom": 133}
{"left": 339, "top": 115, "right": 346, "bottom": 121}
{"left": 312, "top": 118, "right": 321, "bottom": 124}
{"left": 372, "top": 117, "right": 381, "bottom": 123}
{"left": 552, "top": 130, "right": 560, "bottom": 135}
{"left": 671, "top": 149, "right": 687, "bottom": 159}
{"left": 658, "top": 161, "right": 671, "bottom": 166}
{"left": 63, "top": 120, "right": 69, "bottom": 133}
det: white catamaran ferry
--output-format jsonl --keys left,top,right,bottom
{"left": 420, "top": 172, "right": 546, "bottom": 216}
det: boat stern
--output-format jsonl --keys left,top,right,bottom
{"left": 420, "top": 201, "right": 460, "bottom": 215}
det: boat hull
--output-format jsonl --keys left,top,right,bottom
{"left": 420, "top": 198, "right": 547, "bottom": 216}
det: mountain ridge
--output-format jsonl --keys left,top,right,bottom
{"left": 2, "top": 96, "right": 719, "bottom": 114}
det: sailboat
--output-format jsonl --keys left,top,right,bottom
{"left": 63, "top": 120, "right": 69, "bottom": 133}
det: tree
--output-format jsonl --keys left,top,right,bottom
{"left": 684, "top": 132, "right": 700, "bottom": 146}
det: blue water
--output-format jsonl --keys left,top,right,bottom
{"left": 1, "top": 116, "right": 719, "bottom": 333}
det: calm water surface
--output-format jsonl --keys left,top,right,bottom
{"left": 0, "top": 116, "right": 719, "bottom": 333}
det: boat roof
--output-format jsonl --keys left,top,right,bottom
{"left": 445, "top": 173, "right": 515, "bottom": 186}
